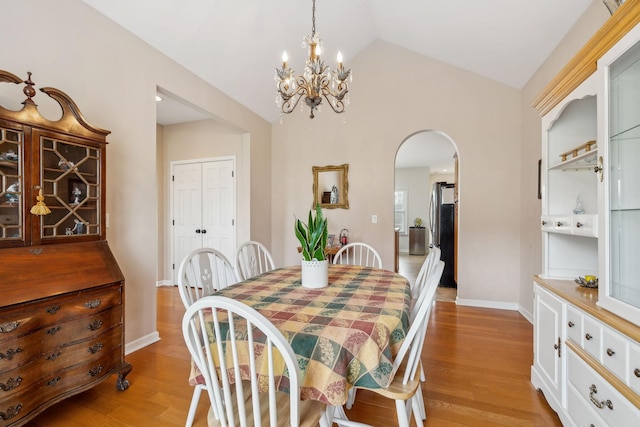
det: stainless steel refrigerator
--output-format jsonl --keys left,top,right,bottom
{"left": 429, "top": 181, "right": 456, "bottom": 288}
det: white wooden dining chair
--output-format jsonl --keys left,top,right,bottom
{"left": 351, "top": 261, "right": 442, "bottom": 427}
{"left": 332, "top": 242, "right": 382, "bottom": 268}
{"left": 411, "top": 246, "right": 441, "bottom": 298}
{"left": 177, "top": 248, "right": 238, "bottom": 310}
{"left": 182, "top": 296, "right": 328, "bottom": 427}
{"left": 235, "top": 240, "right": 275, "bottom": 280}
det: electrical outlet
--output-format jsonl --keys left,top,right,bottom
{"left": 371, "top": 215, "right": 378, "bottom": 224}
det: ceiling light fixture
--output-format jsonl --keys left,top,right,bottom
{"left": 275, "top": 0, "right": 351, "bottom": 119}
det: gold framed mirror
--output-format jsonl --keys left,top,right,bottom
{"left": 313, "top": 164, "right": 349, "bottom": 209}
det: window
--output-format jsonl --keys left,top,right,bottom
{"left": 395, "top": 188, "right": 408, "bottom": 235}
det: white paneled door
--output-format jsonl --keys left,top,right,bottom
{"left": 172, "top": 158, "right": 236, "bottom": 284}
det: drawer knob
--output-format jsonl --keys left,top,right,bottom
{"left": 88, "top": 343, "right": 104, "bottom": 354}
{"left": 585, "top": 333, "right": 593, "bottom": 340}
{"left": 46, "top": 304, "right": 61, "bottom": 314}
{"left": 0, "top": 403, "right": 22, "bottom": 420}
{"left": 89, "top": 365, "right": 104, "bottom": 377}
{"left": 47, "top": 376, "right": 61, "bottom": 386}
{"left": 634, "top": 368, "right": 640, "bottom": 378}
{"left": 88, "top": 320, "right": 103, "bottom": 331}
{"left": 606, "top": 348, "right": 615, "bottom": 357}
{"left": 556, "top": 221, "right": 563, "bottom": 227}
{"left": 0, "top": 376, "right": 22, "bottom": 392}
{"left": 568, "top": 321, "right": 574, "bottom": 328}
{"left": 576, "top": 222, "right": 583, "bottom": 228}
{"left": 0, "top": 347, "right": 23, "bottom": 361}
{"left": 85, "top": 299, "right": 102, "bottom": 309}
{"left": 589, "top": 384, "right": 613, "bottom": 410}
{"left": 46, "top": 326, "right": 61, "bottom": 335}
{"left": 0, "top": 321, "right": 20, "bottom": 334}
{"left": 541, "top": 220, "right": 547, "bottom": 226}
{"left": 553, "top": 337, "right": 561, "bottom": 357}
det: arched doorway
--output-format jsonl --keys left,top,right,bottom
{"left": 394, "top": 130, "right": 458, "bottom": 298}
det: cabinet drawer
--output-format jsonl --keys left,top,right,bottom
{"left": 37, "top": 304, "right": 122, "bottom": 350}
{"left": 0, "top": 285, "right": 121, "bottom": 342}
{"left": 566, "top": 304, "right": 583, "bottom": 344}
{"left": 541, "top": 215, "right": 555, "bottom": 232}
{"left": 567, "top": 383, "right": 607, "bottom": 427}
{"left": 572, "top": 214, "right": 598, "bottom": 237}
{"left": 629, "top": 340, "right": 640, "bottom": 395}
{"left": 553, "top": 215, "right": 571, "bottom": 233}
{"left": 583, "top": 315, "right": 602, "bottom": 360}
{"left": 602, "top": 327, "right": 627, "bottom": 381}
{"left": 0, "top": 346, "right": 122, "bottom": 427}
{"left": 568, "top": 349, "right": 640, "bottom": 426}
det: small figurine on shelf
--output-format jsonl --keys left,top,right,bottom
{"left": 573, "top": 195, "right": 585, "bottom": 214}
{"left": 5, "top": 182, "right": 19, "bottom": 204}
{"left": 71, "top": 219, "right": 85, "bottom": 234}
{"left": 71, "top": 186, "right": 82, "bottom": 204}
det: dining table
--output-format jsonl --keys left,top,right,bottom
{"left": 189, "top": 263, "right": 411, "bottom": 407}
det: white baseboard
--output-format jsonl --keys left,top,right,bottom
{"left": 455, "top": 297, "right": 519, "bottom": 311}
{"left": 518, "top": 305, "right": 533, "bottom": 324}
{"left": 156, "top": 280, "right": 173, "bottom": 287}
{"left": 125, "top": 331, "right": 160, "bottom": 355}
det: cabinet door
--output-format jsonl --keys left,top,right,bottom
{"left": 534, "top": 285, "right": 565, "bottom": 406}
{"left": 0, "top": 121, "right": 24, "bottom": 246}
{"left": 598, "top": 22, "right": 640, "bottom": 327}
{"left": 35, "top": 131, "right": 102, "bottom": 244}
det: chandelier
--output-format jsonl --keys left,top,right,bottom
{"left": 275, "top": 0, "right": 351, "bottom": 119}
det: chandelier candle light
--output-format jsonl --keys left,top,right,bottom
{"left": 275, "top": 0, "right": 352, "bottom": 119}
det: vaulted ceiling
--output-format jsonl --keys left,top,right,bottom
{"left": 82, "top": 0, "right": 594, "bottom": 124}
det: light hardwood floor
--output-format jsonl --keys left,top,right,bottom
{"left": 26, "top": 279, "right": 561, "bottom": 426}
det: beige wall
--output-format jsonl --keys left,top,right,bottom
{"left": 1, "top": 0, "right": 272, "bottom": 350}
{"left": 272, "top": 40, "right": 522, "bottom": 306}
{"left": 518, "top": 1, "right": 609, "bottom": 319}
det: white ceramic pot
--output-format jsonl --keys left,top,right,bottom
{"left": 301, "top": 259, "right": 329, "bottom": 288}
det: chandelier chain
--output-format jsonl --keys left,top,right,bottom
{"left": 311, "top": 0, "right": 316, "bottom": 37}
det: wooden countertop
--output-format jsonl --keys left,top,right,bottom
{"left": 534, "top": 275, "right": 640, "bottom": 343}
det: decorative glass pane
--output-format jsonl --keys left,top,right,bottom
{"left": 0, "top": 126, "right": 23, "bottom": 241}
{"left": 40, "top": 137, "right": 100, "bottom": 238}
{"left": 608, "top": 40, "right": 640, "bottom": 310}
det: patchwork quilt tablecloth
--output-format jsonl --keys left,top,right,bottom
{"left": 190, "top": 264, "right": 411, "bottom": 406}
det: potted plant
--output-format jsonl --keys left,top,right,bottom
{"left": 295, "top": 203, "right": 329, "bottom": 288}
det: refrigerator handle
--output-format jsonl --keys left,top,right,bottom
{"left": 429, "top": 193, "right": 435, "bottom": 239}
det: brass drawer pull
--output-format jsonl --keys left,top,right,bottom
{"left": 0, "top": 403, "right": 22, "bottom": 420}
{"left": 585, "top": 333, "right": 593, "bottom": 340}
{"left": 46, "top": 304, "right": 61, "bottom": 314}
{"left": 46, "top": 326, "right": 61, "bottom": 335}
{"left": 88, "top": 343, "right": 104, "bottom": 354}
{"left": 0, "top": 347, "right": 22, "bottom": 360}
{"left": 606, "top": 348, "right": 615, "bottom": 357}
{"left": 85, "top": 299, "right": 102, "bottom": 309}
{"left": 89, "top": 365, "right": 103, "bottom": 377}
{"left": 47, "top": 376, "right": 61, "bottom": 386}
{"left": 0, "top": 322, "right": 20, "bottom": 333}
{"left": 47, "top": 351, "right": 62, "bottom": 361}
{"left": 88, "top": 320, "right": 103, "bottom": 331}
{"left": 589, "top": 384, "right": 613, "bottom": 410}
{"left": 0, "top": 376, "right": 22, "bottom": 392}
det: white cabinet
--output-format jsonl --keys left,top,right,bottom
{"left": 533, "top": 280, "right": 640, "bottom": 426}
{"left": 532, "top": 285, "right": 566, "bottom": 416}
